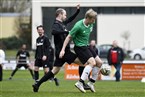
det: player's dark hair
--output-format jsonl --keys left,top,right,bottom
{"left": 36, "top": 25, "right": 43, "bottom": 30}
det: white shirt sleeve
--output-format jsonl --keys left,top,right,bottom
{"left": 0, "top": 49, "right": 5, "bottom": 64}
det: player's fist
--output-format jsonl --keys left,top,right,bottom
{"left": 77, "top": 4, "right": 80, "bottom": 9}
{"left": 59, "top": 50, "right": 65, "bottom": 58}
{"left": 42, "top": 55, "right": 47, "bottom": 61}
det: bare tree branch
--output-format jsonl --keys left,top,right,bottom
{"left": 121, "top": 31, "right": 131, "bottom": 41}
{"left": 0, "top": 0, "right": 31, "bottom": 13}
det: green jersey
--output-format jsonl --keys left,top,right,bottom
{"left": 69, "top": 19, "right": 94, "bottom": 46}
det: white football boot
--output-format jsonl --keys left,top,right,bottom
{"left": 75, "top": 81, "right": 86, "bottom": 93}
{"left": 87, "top": 81, "right": 96, "bottom": 92}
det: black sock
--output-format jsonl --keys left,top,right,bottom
{"left": 0, "top": 65, "right": 2, "bottom": 81}
{"left": 37, "top": 71, "right": 54, "bottom": 87}
{"left": 29, "top": 69, "right": 34, "bottom": 78}
{"left": 89, "top": 78, "right": 95, "bottom": 83}
{"left": 79, "top": 66, "right": 85, "bottom": 78}
{"left": 79, "top": 79, "right": 85, "bottom": 85}
{"left": 11, "top": 68, "right": 18, "bottom": 77}
{"left": 34, "top": 71, "right": 39, "bottom": 80}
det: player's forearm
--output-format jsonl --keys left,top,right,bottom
{"left": 61, "top": 35, "right": 72, "bottom": 51}
{"left": 16, "top": 57, "right": 19, "bottom": 63}
{"left": 64, "top": 4, "right": 80, "bottom": 24}
{"left": 64, "top": 9, "right": 80, "bottom": 24}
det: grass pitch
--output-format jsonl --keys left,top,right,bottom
{"left": 0, "top": 70, "right": 144, "bottom": 97}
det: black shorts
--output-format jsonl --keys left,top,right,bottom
{"left": 54, "top": 50, "right": 77, "bottom": 67}
{"left": 74, "top": 46, "right": 93, "bottom": 64}
{"left": 35, "top": 59, "right": 52, "bottom": 68}
{"left": 16, "top": 64, "right": 29, "bottom": 69}
{"left": 88, "top": 47, "right": 97, "bottom": 58}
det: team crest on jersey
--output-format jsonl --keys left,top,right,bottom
{"left": 41, "top": 39, "right": 44, "bottom": 42}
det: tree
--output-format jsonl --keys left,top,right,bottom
{"left": 0, "top": 0, "right": 32, "bottom": 49}
{"left": 0, "top": 0, "right": 31, "bottom": 13}
{"left": 121, "top": 31, "right": 131, "bottom": 51}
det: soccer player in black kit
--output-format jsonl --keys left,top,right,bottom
{"left": 32, "top": 4, "right": 80, "bottom": 92}
{"left": 9, "top": 44, "right": 34, "bottom": 80}
{"left": 34, "top": 25, "right": 57, "bottom": 84}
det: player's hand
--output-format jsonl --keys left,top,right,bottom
{"left": 59, "top": 50, "right": 65, "bottom": 58}
{"left": 77, "top": 4, "right": 80, "bottom": 9}
{"left": 42, "top": 55, "right": 47, "bottom": 61}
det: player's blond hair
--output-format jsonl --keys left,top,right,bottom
{"left": 85, "top": 9, "right": 97, "bottom": 19}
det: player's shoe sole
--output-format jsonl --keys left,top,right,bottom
{"left": 75, "top": 81, "right": 86, "bottom": 93}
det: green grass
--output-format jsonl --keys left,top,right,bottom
{"left": 0, "top": 70, "right": 145, "bottom": 97}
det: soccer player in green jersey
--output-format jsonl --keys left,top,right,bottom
{"left": 60, "top": 9, "right": 103, "bottom": 93}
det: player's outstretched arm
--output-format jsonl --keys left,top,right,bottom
{"left": 64, "top": 4, "right": 80, "bottom": 24}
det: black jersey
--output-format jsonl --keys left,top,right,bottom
{"left": 35, "top": 35, "right": 51, "bottom": 59}
{"left": 16, "top": 50, "right": 30, "bottom": 63}
{"left": 52, "top": 9, "right": 80, "bottom": 55}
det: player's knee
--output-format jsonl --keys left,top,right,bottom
{"left": 88, "top": 58, "right": 96, "bottom": 67}
{"left": 92, "top": 61, "right": 96, "bottom": 67}
{"left": 95, "top": 57, "right": 103, "bottom": 68}
{"left": 52, "top": 67, "right": 60, "bottom": 75}
{"left": 34, "top": 67, "right": 39, "bottom": 71}
{"left": 44, "top": 68, "right": 49, "bottom": 73}
{"left": 97, "top": 61, "right": 103, "bottom": 67}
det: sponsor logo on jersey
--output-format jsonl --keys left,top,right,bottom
{"left": 20, "top": 54, "right": 26, "bottom": 57}
{"left": 44, "top": 64, "right": 47, "bottom": 67}
{"left": 36, "top": 43, "right": 43, "bottom": 46}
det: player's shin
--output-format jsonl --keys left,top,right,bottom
{"left": 36, "top": 71, "right": 54, "bottom": 87}
{"left": 34, "top": 71, "right": 39, "bottom": 81}
{"left": 90, "top": 66, "right": 99, "bottom": 81}
{"left": 80, "top": 65, "right": 92, "bottom": 81}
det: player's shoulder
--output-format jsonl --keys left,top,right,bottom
{"left": 76, "top": 19, "right": 83, "bottom": 24}
{"left": 54, "top": 20, "right": 62, "bottom": 25}
{"left": 36, "top": 37, "right": 39, "bottom": 40}
{"left": 43, "top": 35, "right": 49, "bottom": 40}
{"left": 74, "top": 19, "right": 83, "bottom": 27}
{"left": 54, "top": 20, "right": 60, "bottom": 24}
{"left": 17, "top": 50, "right": 22, "bottom": 53}
{"left": 25, "top": 50, "right": 29, "bottom": 53}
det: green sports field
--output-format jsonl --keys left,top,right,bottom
{"left": 0, "top": 70, "right": 144, "bottom": 97}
